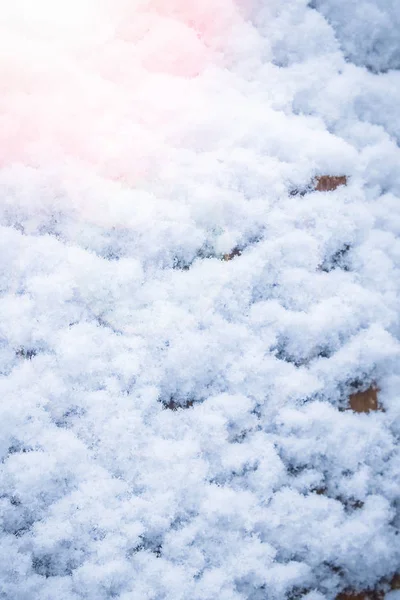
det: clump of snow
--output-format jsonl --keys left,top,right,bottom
{"left": 0, "top": 1, "right": 399, "bottom": 599}
{"left": 312, "top": 0, "right": 400, "bottom": 73}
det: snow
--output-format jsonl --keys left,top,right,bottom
{"left": 312, "top": 0, "right": 400, "bottom": 73}
{"left": 0, "top": 1, "right": 399, "bottom": 599}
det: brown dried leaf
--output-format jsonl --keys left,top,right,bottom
{"left": 223, "top": 248, "right": 242, "bottom": 261}
{"left": 349, "top": 386, "right": 379, "bottom": 413}
{"left": 315, "top": 175, "right": 347, "bottom": 192}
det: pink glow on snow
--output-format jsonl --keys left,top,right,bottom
{"left": 0, "top": 1, "right": 242, "bottom": 183}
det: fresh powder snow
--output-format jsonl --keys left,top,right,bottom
{"left": 0, "top": 1, "right": 399, "bottom": 599}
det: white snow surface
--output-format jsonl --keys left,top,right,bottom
{"left": 312, "top": 0, "right": 400, "bottom": 73}
{"left": 0, "top": 1, "right": 399, "bottom": 599}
